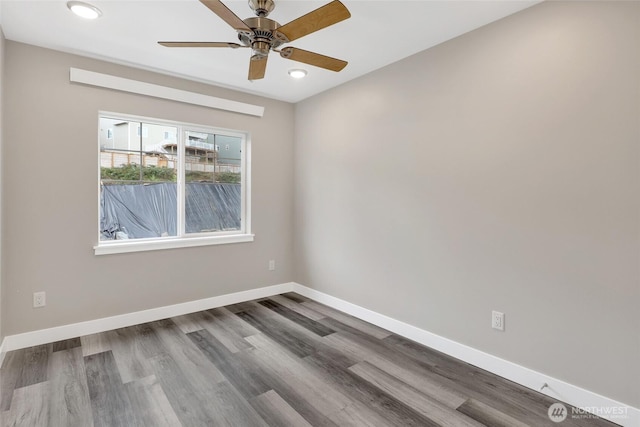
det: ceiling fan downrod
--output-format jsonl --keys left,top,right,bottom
{"left": 248, "top": 0, "right": 275, "bottom": 17}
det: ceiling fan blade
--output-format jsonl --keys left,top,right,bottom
{"left": 280, "top": 47, "right": 347, "bottom": 72}
{"left": 276, "top": 0, "right": 350, "bottom": 42}
{"left": 248, "top": 56, "right": 268, "bottom": 80}
{"left": 158, "top": 42, "right": 244, "bottom": 48}
{"left": 199, "top": 0, "right": 252, "bottom": 31}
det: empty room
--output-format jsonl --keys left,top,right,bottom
{"left": 0, "top": 0, "right": 638, "bottom": 426}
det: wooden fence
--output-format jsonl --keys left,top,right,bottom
{"left": 100, "top": 151, "right": 240, "bottom": 173}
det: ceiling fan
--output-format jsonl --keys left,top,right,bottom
{"left": 159, "top": 0, "right": 351, "bottom": 81}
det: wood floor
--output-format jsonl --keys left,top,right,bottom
{"left": 1, "top": 293, "right": 617, "bottom": 427}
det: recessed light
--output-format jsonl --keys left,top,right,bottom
{"left": 67, "top": 1, "right": 102, "bottom": 19}
{"left": 288, "top": 69, "right": 307, "bottom": 79}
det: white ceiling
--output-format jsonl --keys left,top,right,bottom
{"left": 0, "top": 0, "right": 539, "bottom": 103}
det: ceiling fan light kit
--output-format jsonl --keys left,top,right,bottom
{"left": 159, "top": 0, "right": 351, "bottom": 81}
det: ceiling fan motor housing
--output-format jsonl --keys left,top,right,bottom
{"left": 239, "top": 16, "right": 285, "bottom": 58}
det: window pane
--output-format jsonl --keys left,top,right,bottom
{"left": 184, "top": 131, "right": 242, "bottom": 233}
{"left": 99, "top": 117, "right": 178, "bottom": 240}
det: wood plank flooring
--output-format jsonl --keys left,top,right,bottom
{"left": 0, "top": 293, "right": 618, "bottom": 426}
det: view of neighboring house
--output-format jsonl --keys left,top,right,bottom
{"left": 99, "top": 117, "right": 241, "bottom": 179}
{"left": 97, "top": 116, "right": 244, "bottom": 240}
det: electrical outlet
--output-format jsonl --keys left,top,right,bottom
{"left": 268, "top": 260, "right": 276, "bottom": 271}
{"left": 33, "top": 291, "right": 46, "bottom": 308}
{"left": 492, "top": 310, "right": 504, "bottom": 331}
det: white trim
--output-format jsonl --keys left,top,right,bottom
{"left": 70, "top": 68, "right": 265, "bottom": 117}
{"left": 176, "top": 126, "right": 186, "bottom": 236}
{"left": 291, "top": 283, "right": 639, "bottom": 427}
{"left": 1, "top": 283, "right": 294, "bottom": 356}
{"left": 1, "top": 281, "right": 636, "bottom": 426}
{"left": 94, "top": 233, "right": 255, "bottom": 255}
{"left": 96, "top": 112, "right": 252, "bottom": 255}
{"left": 242, "top": 133, "right": 252, "bottom": 237}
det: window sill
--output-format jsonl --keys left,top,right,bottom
{"left": 94, "top": 234, "right": 254, "bottom": 255}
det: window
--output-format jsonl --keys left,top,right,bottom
{"left": 96, "top": 113, "right": 252, "bottom": 255}
{"left": 136, "top": 125, "right": 149, "bottom": 138}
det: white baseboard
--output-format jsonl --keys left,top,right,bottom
{"left": 0, "top": 282, "right": 294, "bottom": 354}
{"left": 1, "top": 281, "right": 636, "bottom": 426}
{"left": 291, "top": 283, "right": 639, "bottom": 427}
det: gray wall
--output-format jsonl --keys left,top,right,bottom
{"left": 2, "top": 42, "right": 294, "bottom": 336}
{"left": 2, "top": 0, "right": 638, "bottom": 410}
{"left": 0, "top": 26, "right": 4, "bottom": 344}
{"left": 294, "top": 1, "right": 639, "bottom": 408}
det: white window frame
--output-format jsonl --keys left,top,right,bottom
{"left": 95, "top": 112, "right": 253, "bottom": 255}
{"left": 136, "top": 124, "right": 149, "bottom": 138}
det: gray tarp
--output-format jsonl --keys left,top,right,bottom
{"left": 100, "top": 182, "right": 241, "bottom": 240}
